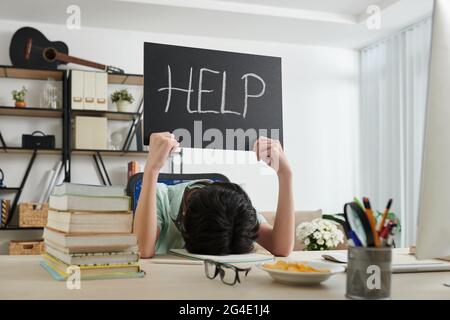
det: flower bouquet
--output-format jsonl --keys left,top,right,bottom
{"left": 296, "top": 218, "right": 344, "bottom": 251}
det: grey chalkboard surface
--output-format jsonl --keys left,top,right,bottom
{"left": 144, "top": 43, "right": 283, "bottom": 150}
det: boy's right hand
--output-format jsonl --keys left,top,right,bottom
{"left": 146, "top": 132, "right": 180, "bottom": 173}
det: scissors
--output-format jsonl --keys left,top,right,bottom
{"left": 344, "top": 202, "right": 375, "bottom": 247}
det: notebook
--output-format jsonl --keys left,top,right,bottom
{"left": 169, "top": 249, "right": 274, "bottom": 264}
{"left": 322, "top": 252, "right": 450, "bottom": 273}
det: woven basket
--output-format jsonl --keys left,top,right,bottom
{"left": 19, "top": 203, "right": 48, "bottom": 228}
{"left": 9, "top": 239, "right": 45, "bottom": 255}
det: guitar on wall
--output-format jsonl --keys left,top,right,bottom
{"left": 9, "top": 27, "right": 124, "bottom": 74}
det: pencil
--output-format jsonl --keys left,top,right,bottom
{"left": 377, "top": 199, "right": 393, "bottom": 234}
{"left": 363, "top": 197, "right": 381, "bottom": 248}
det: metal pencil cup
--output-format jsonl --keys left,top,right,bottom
{"left": 346, "top": 246, "right": 392, "bottom": 300}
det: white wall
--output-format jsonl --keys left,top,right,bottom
{"left": 0, "top": 18, "right": 359, "bottom": 253}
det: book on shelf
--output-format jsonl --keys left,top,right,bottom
{"left": 45, "top": 243, "right": 139, "bottom": 266}
{"left": 1, "top": 199, "right": 10, "bottom": 228}
{"left": 43, "top": 227, "right": 137, "bottom": 252}
{"left": 127, "top": 161, "right": 140, "bottom": 181}
{"left": 49, "top": 194, "right": 130, "bottom": 211}
{"left": 39, "top": 161, "right": 63, "bottom": 206}
{"left": 41, "top": 253, "right": 145, "bottom": 281}
{"left": 47, "top": 209, "right": 133, "bottom": 234}
{"left": 52, "top": 183, "right": 126, "bottom": 197}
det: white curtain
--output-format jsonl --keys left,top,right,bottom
{"left": 360, "top": 18, "right": 432, "bottom": 247}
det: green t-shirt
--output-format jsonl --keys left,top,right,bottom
{"left": 155, "top": 181, "right": 267, "bottom": 254}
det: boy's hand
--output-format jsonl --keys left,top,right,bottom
{"left": 146, "top": 132, "right": 180, "bottom": 173}
{"left": 253, "top": 137, "right": 292, "bottom": 177}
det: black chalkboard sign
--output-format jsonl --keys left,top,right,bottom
{"left": 144, "top": 43, "right": 283, "bottom": 150}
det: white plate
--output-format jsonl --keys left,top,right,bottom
{"left": 257, "top": 261, "right": 345, "bottom": 286}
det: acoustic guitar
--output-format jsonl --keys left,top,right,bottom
{"left": 9, "top": 27, "right": 124, "bottom": 74}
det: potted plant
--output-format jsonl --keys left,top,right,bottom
{"left": 12, "top": 86, "right": 27, "bottom": 108}
{"left": 111, "top": 89, "right": 134, "bottom": 112}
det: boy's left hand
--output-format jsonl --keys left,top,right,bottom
{"left": 253, "top": 137, "right": 292, "bottom": 176}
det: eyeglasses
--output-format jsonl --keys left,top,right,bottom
{"left": 204, "top": 259, "right": 251, "bottom": 286}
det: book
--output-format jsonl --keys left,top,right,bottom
{"left": 49, "top": 194, "right": 130, "bottom": 211}
{"left": 43, "top": 227, "right": 137, "bottom": 251}
{"left": 39, "top": 161, "right": 63, "bottom": 205}
{"left": 1, "top": 199, "right": 10, "bottom": 228}
{"left": 52, "top": 183, "right": 126, "bottom": 197}
{"left": 169, "top": 249, "right": 274, "bottom": 264}
{"left": 41, "top": 254, "right": 145, "bottom": 281}
{"left": 46, "top": 209, "right": 133, "bottom": 234}
{"left": 135, "top": 120, "right": 143, "bottom": 152}
{"left": 43, "top": 238, "right": 137, "bottom": 254}
{"left": 43, "top": 253, "right": 140, "bottom": 273}
{"left": 40, "top": 261, "right": 145, "bottom": 281}
{"left": 45, "top": 243, "right": 139, "bottom": 266}
{"left": 127, "top": 161, "right": 140, "bottom": 181}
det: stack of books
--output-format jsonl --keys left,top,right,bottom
{"left": 41, "top": 183, "right": 145, "bottom": 280}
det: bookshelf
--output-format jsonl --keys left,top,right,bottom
{"left": 0, "top": 147, "right": 63, "bottom": 155}
{"left": 108, "top": 73, "right": 143, "bottom": 86}
{"left": 0, "top": 106, "right": 63, "bottom": 118}
{"left": 0, "top": 65, "right": 145, "bottom": 230}
{"left": 71, "top": 109, "right": 140, "bottom": 121}
{"left": 72, "top": 149, "right": 147, "bottom": 157}
{"left": 0, "top": 65, "right": 64, "bottom": 81}
{"left": 0, "top": 187, "right": 20, "bottom": 191}
{"left": 0, "top": 226, "right": 43, "bottom": 231}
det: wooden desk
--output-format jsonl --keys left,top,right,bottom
{"left": 0, "top": 249, "right": 449, "bottom": 300}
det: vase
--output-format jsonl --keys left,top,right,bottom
{"left": 15, "top": 101, "right": 26, "bottom": 108}
{"left": 116, "top": 100, "right": 132, "bottom": 112}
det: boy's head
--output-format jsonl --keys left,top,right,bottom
{"left": 180, "top": 182, "right": 259, "bottom": 255}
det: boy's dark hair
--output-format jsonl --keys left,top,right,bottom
{"left": 181, "top": 182, "right": 259, "bottom": 255}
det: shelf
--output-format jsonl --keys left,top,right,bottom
{"left": 0, "top": 147, "right": 62, "bottom": 155}
{"left": 71, "top": 109, "right": 139, "bottom": 121}
{"left": 0, "top": 65, "right": 64, "bottom": 81}
{"left": 108, "top": 73, "right": 143, "bottom": 86}
{"left": 0, "top": 187, "right": 20, "bottom": 192}
{"left": 0, "top": 106, "right": 63, "bottom": 118}
{"left": 72, "top": 149, "right": 147, "bottom": 157}
{"left": 0, "top": 226, "right": 44, "bottom": 231}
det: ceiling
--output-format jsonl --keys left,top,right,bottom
{"left": 0, "top": 0, "right": 434, "bottom": 49}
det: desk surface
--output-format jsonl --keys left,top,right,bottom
{"left": 1, "top": 249, "right": 449, "bottom": 300}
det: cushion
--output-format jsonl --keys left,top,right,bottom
{"left": 259, "top": 210, "right": 323, "bottom": 251}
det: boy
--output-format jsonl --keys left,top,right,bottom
{"left": 134, "top": 133, "right": 294, "bottom": 258}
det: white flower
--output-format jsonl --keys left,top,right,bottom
{"left": 297, "top": 219, "right": 346, "bottom": 250}
{"left": 296, "top": 222, "right": 315, "bottom": 240}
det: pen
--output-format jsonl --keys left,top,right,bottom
{"left": 380, "top": 221, "right": 393, "bottom": 247}
{"left": 348, "top": 230, "right": 363, "bottom": 247}
{"left": 363, "top": 197, "right": 381, "bottom": 248}
{"left": 377, "top": 199, "right": 393, "bottom": 234}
